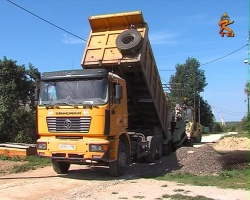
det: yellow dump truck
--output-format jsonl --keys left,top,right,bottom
{"left": 35, "top": 11, "right": 188, "bottom": 176}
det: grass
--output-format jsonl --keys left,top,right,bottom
{"left": 0, "top": 155, "right": 51, "bottom": 173}
{"left": 204, "top": 131, "right": 249, "bottom": 138}
{"left": 111, "top": 192, "right": 119, "bottom": 194}
{"left": 133, "top": 196, "right": 145, "bottom": 199}
{"left": 161, "top": 194, "right": 215, "bottom": 200}
{"left": 155, "top": 169, "right": 249, "bottom": 190}
{"left": 226, "top": 131, "right": 249, "bottom": 138}
{"left": 173, "top": 189, "right": 185, "bottom": 192}
{"left": 0, "top": 154, "right": 23, "bottom": 161}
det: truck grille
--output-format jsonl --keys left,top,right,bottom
{"left": 46, "top": 117, "right": 91, "bottom": 133}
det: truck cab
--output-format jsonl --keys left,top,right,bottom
{"left": 36, "top": 69, "right": 131, "bottom": 176}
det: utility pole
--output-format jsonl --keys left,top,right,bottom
{"left": 198, "top": 96, "right": 201, "bottom": 123}
{"left": 248, "top": 0, "right": 250, "bottom": 118}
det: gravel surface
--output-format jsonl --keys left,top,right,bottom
{"left": 0, "top": 135, "right": 249, "bottom": 200}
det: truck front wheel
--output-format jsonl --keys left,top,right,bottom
{"left": 109, "top": 141, "right": 127, "bottom": 177}
{"left": 51, "top": 159, "right": 70, "bottom": 174}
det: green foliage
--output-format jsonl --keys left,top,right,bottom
{"left": 169, "top": 57, "right": 214, "bottom": 126}
{"left": 155, "top": 169, "right": 249, "bottom": 190}
{"left": 0, "top": 57, "right": 40, "bottom": 143}
{"left": 161, "top": 194, "right": 214, "bottom": 200}
{"left": 170, "top": 58, "right": 207, "bottom": 100}
{"left": 0, "top": 154, "right": 22, "bottom": 161}
{"left": 211, "top": 122, "right": 224, "bottom": 133}
{"left": 11, "top": 156, "right": 51, "bottom": 173}
{"left": 199, "top": 97, "right": 214, "bottom": 127}
{"left": 244, "top": 82, "right": 249, "bottom": 97}
{"left": 238, "top": 114, "right": 249, "bottom": 132}
{"left": 12, "top": 163, "right": 36, "bottom": 173}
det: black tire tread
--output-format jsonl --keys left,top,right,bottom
{"left": 116, "top": 29, "right": 143, "bottom": 55}
{"left": 145, "top": 136, "right": 157, "bottom": 163}
{"left": 109, "top": 142, "right": 126, "bottom": 177}
{"left": 51, "top": 160, "right": 70, "bottom": 174}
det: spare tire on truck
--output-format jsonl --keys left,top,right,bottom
{"left": 116, "top": 29, "right": 143, "bottom": 55}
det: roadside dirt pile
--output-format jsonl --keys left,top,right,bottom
{"left": 174, "top": 145, "right": 223, "bottom": 176}
{"left": 173, "top": 144, "right": 249, "bottom": 175}
{"left": 129, "top": 144, "right": 224, "bottom": 177}
{"left": 132, "top": 142, "right": 249, "bottom": 178}
{"left": 212, "top": 136, "right": 250, "bottom": 152}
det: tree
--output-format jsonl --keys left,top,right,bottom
{"left": 212, "top": 122, "right": 224, "bottom": 133}
{"left": 199, "top": 96, "right": 214, "bottom": 127}
{"left": 238, "top": 114, "right": 249, "bottom": 132}
{"left": 0, "top": 57, "right": 40, "bottom": 143}
{"left": 169, "top": 57, "right": 214, "bottom": 126}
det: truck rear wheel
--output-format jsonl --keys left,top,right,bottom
{"left": 51, "top": 159, "right": 70, "bottom": 174}
{"left": 145, "top": 136, "right": 157, "bottom": 163}
{"left": 155, "top": 136, "right": 163, "bottom": 160}
{"left": 163, "top": 142, "right": 173, "bottom": 156}
{"left": 116, "top": 29, "right": 143, "bottom": 55}
{"left": 109, "top": 141, "right": 127, "bottom": 177}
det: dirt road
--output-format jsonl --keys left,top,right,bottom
{"left": 0, "top": 162, "right": 248, "bottom": 200}
{"left": 0, "top": 133, "right": 248, "bottom": 200}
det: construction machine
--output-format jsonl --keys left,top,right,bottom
{"left": 35, "top": 11, "right": 189, "bottom": 176}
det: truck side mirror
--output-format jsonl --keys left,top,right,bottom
{"left": 34, "top": 88, "right": 39, "bottom": 104}
{"left": 115, "top": 85, "right": 123, "bottom": 100}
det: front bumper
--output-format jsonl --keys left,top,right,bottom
{"left": 37, "top": 137, "right": 114, "bottom": 162}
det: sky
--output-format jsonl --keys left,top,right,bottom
{"left": 0, "top": 0, "right": 249, "bottom": 122}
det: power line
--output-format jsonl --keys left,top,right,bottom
{"left": 6, "top": 0, "right": 87, "bottom": 42}
{"left": 159, "top": 69, "right": 175, "bottom": 71}
{"left": 6, "top": 0, "right": 248, "bottom": 69}
{"left": 159, "top": 44, "right": 248, "bottom": 71}
{"left": 212, "top": 106, "right": 247, "bottom": 117}
{"left": 200, "top": 44, "right": 248, "bottom": 66}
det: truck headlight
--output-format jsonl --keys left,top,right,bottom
{"left": 89, "top": 144, "right": 108, "bottom": 152}
{"left": 37, "top": 142, "right": 47, "bottom": 150}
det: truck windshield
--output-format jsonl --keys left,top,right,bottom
{"left": 39, "top": 78, "right": 108, "bottom": 106}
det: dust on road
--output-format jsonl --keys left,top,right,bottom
{"left": 0, "top": 136, "right": 249, "bottom": 200}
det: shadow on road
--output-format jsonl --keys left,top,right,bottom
{"left": 0, "top": 152, "right": 182, "bottom": 181}
{"left": 59, "top": 152, "right": 182, "bottom": 181}
{"left": 0, "top": 175, "right": 58, "bottom": 180}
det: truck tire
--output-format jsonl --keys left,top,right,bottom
{"left": 136, "top": 156, "right": 145, "bottom": 163}
{"left": 116, "top": 29, "right": 143, "bottom": 55}
{"left": 51, "top": 159, "right": 70, "bottom": 174}
{"left": 145, "top": 136, "right": 157, "bottom": 163}
{"left": 155, "top": 135, "right": 163, "bottom": 160}
{"left": 109, "top": 141, "right": 127, "bottom": 177}
{"left": 162, "top": 143, "right": 173, "bottom": 156}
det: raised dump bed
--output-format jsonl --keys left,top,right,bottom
{"left": 81, "top": 11, "right": 171, "bottom": 140}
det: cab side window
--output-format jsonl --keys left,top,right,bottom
{"left": 112, "top": 82, "right": 117, "bottom": 105}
